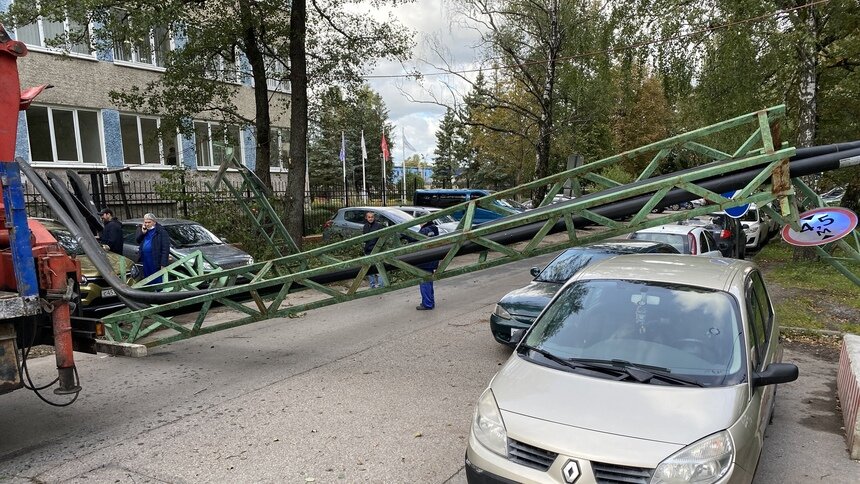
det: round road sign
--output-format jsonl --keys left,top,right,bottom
{"left": 781, "top": 207, "right": 858, "bottom": 247}
{"left": 722, "top": 191, "right": 750, "bottom": 219}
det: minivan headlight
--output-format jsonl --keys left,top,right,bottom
{"left": 652, "top": 430, "right": 733, "bottom": 484}
{"left": 493, "top": 304, "right": 512, "bottom": 320}
{"left": 472, "top": 388, "right": 507, "bottom": 457}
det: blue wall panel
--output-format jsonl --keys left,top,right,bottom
{"left": 182, "top": 134, "right": 196, "bottom": 169}
{"left": 15, "top": 111, "right": 30, "bottom": 161}
{"left": 244, "top": 127, "right": 255, "bottom": 169}
{"left": 102, "top": 110, "right": 124, "bottom": 167}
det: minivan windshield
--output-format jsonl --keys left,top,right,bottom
{"left": 522, "top": 279, "right": 746, "bottom": 386}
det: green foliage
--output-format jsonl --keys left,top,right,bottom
{"left": 754, "top": 241, "right": 860, "bottom": 334}
{"left": 153, "top": 168, "right": 281, "bottom": 261}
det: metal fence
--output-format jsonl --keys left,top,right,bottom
{"left": 24, "top": 178, "right": 425, "bottom": 236}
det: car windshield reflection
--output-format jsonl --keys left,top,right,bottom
{"left": 522, "top": 279, "right": 746, "bottom": 386}
{"left": 165, "top": 224, "right": 223, "bottom": 248}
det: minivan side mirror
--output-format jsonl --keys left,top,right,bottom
{"left": 530, "top": 267, "right": 541, "bottom": 278}
{"left": 742, "top": 224, "right": 750, "bottom": 230}
{"left": 752, "top": 363, "right": 799, "bottom": 387}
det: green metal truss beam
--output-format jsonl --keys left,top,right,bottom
{"left": 100, "top": 105, "right": 843, "bottom": 348}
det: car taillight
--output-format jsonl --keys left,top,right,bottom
{"left": 323, "top": 219, "right": 333, "bottom": 229}
{"left": 688, "top": 232, "right": 697, "bottom": 255}
{"left": 720, "top": 229, "right": 731, "bottom": 239}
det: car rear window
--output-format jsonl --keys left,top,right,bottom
{"left": 536, "top": 249, "right": 615, "bottom": 283}
{"left": 630, "top": 232, "right": 687, "bottom": 253}
{"left": 165, "top": 224, "right": 222, "bottom": 248}
{"left": 523, "top": 279, "right": 746, "bottom": 386}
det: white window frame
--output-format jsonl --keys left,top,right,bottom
{"left": 13, "top": 10, "right": 96, "bottom": 60}
{"left": 119, "top": 113, "right": 182, "bottom": 168}
{"left": 26, "top": 105, "right": 106, "bottom": 166}
{"left": 194, "top": 121, "right": 245, "bottom": 170}
{"left": 270, "top": 128, "right": 289, "bottom": 172}
{"left": 204, "top": 49, "right": 244, "bottom": 86}
{"left": 111, "top": 9, "right": 174, "bottom": 71}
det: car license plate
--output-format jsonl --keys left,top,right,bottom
{"left": 102, "top": 288, "right": 117, "bottom": 298}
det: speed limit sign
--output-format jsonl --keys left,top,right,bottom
{"left": 781, "top": 207, "right": 858, "bottom": 247}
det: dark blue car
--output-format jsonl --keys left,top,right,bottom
{"left": 413, "top": 189, "right": 525, "bottom": 225}
{"left": 490, "top": 240, "right": 679, "bottom": 346}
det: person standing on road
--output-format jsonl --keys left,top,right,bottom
{"left": 98, "top": 208, "right": 124, "bottom": 255}
{"left": 363, "top": 211, "right": 384, "bottom": 288}
{"left": 415, "top": 220, "right": 439, "bottom": 310}
{"left": 136, "top": 213, "right": 171, "bottom": 284}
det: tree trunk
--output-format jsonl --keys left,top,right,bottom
{"left": 793, "top": 6, "right": 821, "bottom": 262}
{"left": 286, "top": 0, "right": 308, "bottom": 247}
{"left": 240, "top": 0, "right": 272, "bottom": 189}
{"left": 531, "top": 0, "right": 560, "bottom": 205}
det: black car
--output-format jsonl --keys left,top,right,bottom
{"left": 121, "top": 218, "right": 254, "bottom": 270}
{"left": 685, "top": 212, "right": 746, "bottom": 259}
{"left": 489, "top": 240, "right": 679, "bottom": 346}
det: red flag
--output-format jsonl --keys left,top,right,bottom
{"left": 381, "top": 132, "right": 390, "bottom": 161}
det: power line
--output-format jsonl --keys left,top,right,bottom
{"left": 362, "top": 0, "right": 831, "bottom": 80}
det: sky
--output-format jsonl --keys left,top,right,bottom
{"left": 364, "top": 1, "right": 485, "bottom": 168}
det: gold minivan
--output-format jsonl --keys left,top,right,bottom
{"left": 466, "top": 255, "right": 797, "bottom": 484}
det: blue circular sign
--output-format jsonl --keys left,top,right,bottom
{"left": 722, "top": 191, "right": 750, "bottom": 219}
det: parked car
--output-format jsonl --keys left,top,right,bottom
{"left": 684, "top": 212, "right": 747, "bottom": 259}
{"left": 490, "top": 240, "right": 679, "bottom": 346}
{"left": 466, "top": 255, "right": 797, "bottom": 484}
{"left": 820, "top": 186, "right": 845, "bottom": 206}
{"left": 628, "top": 223, "right": 723, "bottom": 256}
{"left": 394, "top": 206, "right": 459, "bottom": 233}
{"left": 739, "top": 203, "right": 779, "bottom": 251}
{"left": 413, "top": 189, "right": 525, "bottom": 225}
{"left": 121, "top": 218, "right": 254, "bottom": 270}
{"left": 322, "top": 207, "right": 420, "bottom": 242}
{"left": 521, "top": 194, "right": 575, "bottom": 210}
{"left": 34, "top": 218, "right": 136, "bottom": 315}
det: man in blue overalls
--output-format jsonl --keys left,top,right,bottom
{"left": 416, "top": 220, "right": 439, "bottom": 310}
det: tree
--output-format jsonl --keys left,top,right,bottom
{"left": 433, "top": 108, "right": 460, "bottom": 188}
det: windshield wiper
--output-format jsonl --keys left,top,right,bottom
{"left": 570, "top": 358, "right": 704, "bottom": 387}
{"left": 519, "top": 345, "right": 627, "bottom": 380}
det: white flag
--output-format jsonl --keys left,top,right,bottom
{"left": 403, "top": 134, "right": 417, "bottom": 152}
{"left": 361, "top": 130, "right": 368, "bottom": 161}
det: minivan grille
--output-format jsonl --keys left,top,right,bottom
{"left": 507, "top": 439, "right": 558, "bottom": 471}
{"left": 592, "top": 461, "right": 652, "bottom": 484}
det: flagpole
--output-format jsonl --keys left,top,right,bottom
{"left": 361, "top": 130, "right": 367, "bottom": 204}
{"left": 401, "top": 126, "right": 406, "bottom": 204}
{"left": 381, "top": 128, "right": 388, "bottom": 206}
{"left": 341, "top": 131, "right": 347, "bottom": 206}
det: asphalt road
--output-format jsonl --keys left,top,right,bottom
{"left": 1, "top": 254, "right": 857, "bottom": 483}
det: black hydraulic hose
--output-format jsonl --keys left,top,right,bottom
{"left": 65, "top": 169, "right": 102, "bottom": 230}
{"left": 18, "top": 158, "right": 215, "bottom": 305}
{"left": 793, "top": 140, "right": 860, "bottom": 159}
{"left": 46, "top": 172, "right": 102, "bottom": 234}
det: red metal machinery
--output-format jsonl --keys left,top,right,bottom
{"left": 0, "top": 24, "right": 93, "bottom": 403}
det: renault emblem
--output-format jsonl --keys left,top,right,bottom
{"left": 562, "top": 460, "right": 580, "bottom": 483}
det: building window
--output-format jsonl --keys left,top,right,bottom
{"left": 269, "top": 128, "right": 290, "bottom": 170}
{"left": 194, "top": 121, "right": 243, "bottom": 168}
{"left": 111, "top": 10, "right": 172, "bottom": 68}
{"left": 25, "top": 105, "right": 103, "bottom": 164}
{"left": 119, "top": 114, "right": 179, "bottom": 166}
{"left": 204, "top": 50, "right": 242, "bottom": 84}
{"left": 265, "top": 56, "right": 288, "bottom": 92}
{"left": 15, "top": 12, "right": 92, "bottom": 55}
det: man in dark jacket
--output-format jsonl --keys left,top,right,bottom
{"left": 98, "top": 208, "right": 124, "bottom": 255}
{"left": 136, "top": 213, "right": 171, "bottom": 284}
{"left": 362, "top": 211, "right": 384, "bottom": 288}
{"left": 416, "top": 221, "right": 440, "bottom": 310}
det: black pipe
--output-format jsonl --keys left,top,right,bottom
{"left": 46, "top": 172, "right": 103, "bottom": 234}
{"left": 299, "top": 146, "right": 859, "bottom": 284}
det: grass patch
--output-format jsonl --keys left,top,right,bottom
{"left": 755, "top": 240, "right": 860, "bottom": 334}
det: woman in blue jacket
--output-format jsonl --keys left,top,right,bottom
{"left": 136, "top": 213, "right": 171, "bottom": 283}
